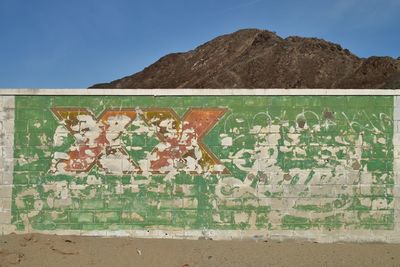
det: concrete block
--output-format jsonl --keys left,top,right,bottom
{"left": 0, "top": 211, "right": 11, "bottom": 224}
{"left": 0, "top": 185, "right": 12, "bottom": 198}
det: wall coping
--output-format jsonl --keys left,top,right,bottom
{"left": 0, "top": 88, "right": 400, "bottom": 96}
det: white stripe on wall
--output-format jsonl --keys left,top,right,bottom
{"left": 0, "top": 96, "right": 15, "bottom": 234}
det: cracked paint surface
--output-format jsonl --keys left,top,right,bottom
{"left": 11, "top": 96, "right": 394, "bottom": 231}
{"left": 50, "top": 108, "right": 138, "bottom": 174}
{"left": 141, "top": 108, "right": 228, "bottom": 174}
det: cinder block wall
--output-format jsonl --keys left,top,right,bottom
{"left": 1, "top": 89, "right": 400, "bottom": 243}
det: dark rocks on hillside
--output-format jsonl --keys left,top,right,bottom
{"left": 90, "top": 29, "right": 400, "bottom": 89}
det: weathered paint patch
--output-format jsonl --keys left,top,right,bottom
{"left": 9, "top": 95, "right": 395, "bottom": 233}
{"left": 50, "top": 108, "right": 138, "bottom": 174}
{"left": 141, "top": 108, "right": 228, "bottom": 174}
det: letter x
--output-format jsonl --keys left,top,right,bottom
{"left": 51, "top": 108, "right": 138, "bottom": 174}
{"left": 142, "top": 108, "right": 228, "bottom": 174}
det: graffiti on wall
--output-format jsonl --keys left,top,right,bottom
{"left": 11, "top": 96, "right": 394, "bottom": 231}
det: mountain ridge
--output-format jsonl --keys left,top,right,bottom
{"left": 90, "top": 29, "right": 400, "bottom": 89}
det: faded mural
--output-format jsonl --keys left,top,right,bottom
{"left": 12, "top": 96, "right": 394, "bottom": 231}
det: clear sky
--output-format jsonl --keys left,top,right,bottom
{"left": 0, "top": 0, "right": 399, "bottom": 88}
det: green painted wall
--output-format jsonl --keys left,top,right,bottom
{"left": 11, "top": 95, "right": 394, "bottom": 232}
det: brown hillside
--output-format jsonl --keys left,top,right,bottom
{"left": 90, "top": 29, "right": 400, "bottom": 89}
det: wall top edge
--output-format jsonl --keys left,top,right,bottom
{"left": 0, "top": 88, "right": 400, "bottom": 96}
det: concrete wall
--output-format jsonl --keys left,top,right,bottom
{"left": 1, "top": 89, "right": 400, "bottom": 242}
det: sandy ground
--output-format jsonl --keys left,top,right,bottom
{"left": 1, "top": 234, "right": 400, "bottom": 267}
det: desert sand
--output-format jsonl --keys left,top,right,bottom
{"left": 1, "top": 234, "right": 400, "bottom": 267}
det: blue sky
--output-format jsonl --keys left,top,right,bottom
{"left": 0, "top": 0, "right": 399, "bottom": 88}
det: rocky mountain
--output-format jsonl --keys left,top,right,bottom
{"left": 90, "top": 29, "right": 400, "bottom": 89}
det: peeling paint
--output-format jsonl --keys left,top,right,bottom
{"left": 7, "top": 95, "right": 396, "bottom": 234}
